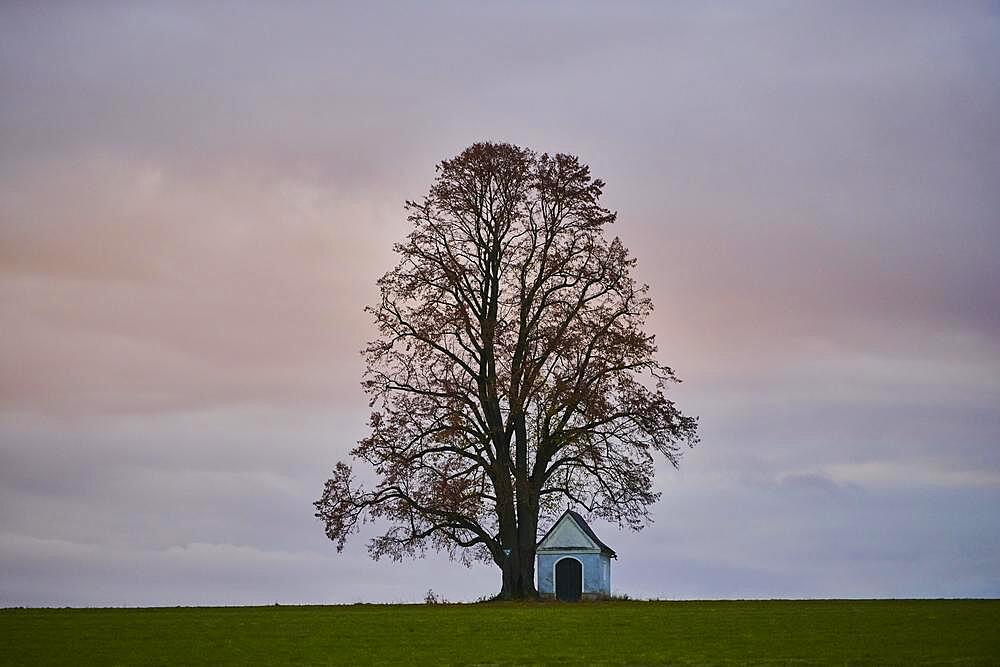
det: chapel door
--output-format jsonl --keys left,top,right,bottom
{"left": 555, "top": 557, "right": 582, "bottom": 601}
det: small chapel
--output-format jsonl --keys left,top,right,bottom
{"left": 536, "top": 509, "right": 616, "bottom": 601}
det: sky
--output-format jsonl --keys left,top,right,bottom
{"left": 1, "top": 2, "right": 999, "bottom": 606}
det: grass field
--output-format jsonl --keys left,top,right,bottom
{"left": 3, "top": 599, "right": 998, "bottom": 665}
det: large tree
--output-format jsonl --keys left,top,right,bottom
{"left": 315, "top": 142, "right": 698, "bottom": 599}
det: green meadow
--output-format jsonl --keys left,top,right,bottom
{"left": 3, "top": 599, "right": 998, "bottom": 665}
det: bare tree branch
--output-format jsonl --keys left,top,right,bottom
{"left": 315, "top": 142, "right": 698, "bottom": 598}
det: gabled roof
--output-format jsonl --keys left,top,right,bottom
{"left": 537, "top": 509, "right": 617, "bottom": 558}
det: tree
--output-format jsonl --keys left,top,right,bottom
{"left": 315, "top": 142, "right": 698, "bottom": 599}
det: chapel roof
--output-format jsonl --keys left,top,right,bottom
{"left": 537, "top": 509, "right": 617, "bottom": 558}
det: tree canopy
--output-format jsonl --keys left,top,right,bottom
{"left": 315, "top": 142, "right": 698, "bottom": 598}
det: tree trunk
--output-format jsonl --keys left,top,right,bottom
{"left": 495, "top": 408, "right": 539, "bottom": 600}
{"left": 497, "top": 496, "right": 540, "bottom": 600}
{"left": 500, "top": 543, "right": 538, "bottom": 599}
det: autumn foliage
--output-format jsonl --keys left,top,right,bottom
{"left": 315, "top": 142, "right": 698, "bottom": 598}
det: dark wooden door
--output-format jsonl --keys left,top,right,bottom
{"left": 555, "top": 557, "right": 582, "bottom": 601}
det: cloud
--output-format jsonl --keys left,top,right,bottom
{"left": 0, "top": 153, "right": 406, "bottom": 415}
{"left": 1, "top": 1, "right": 998, "bottom": 604}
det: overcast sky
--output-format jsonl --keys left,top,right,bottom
{"left": 2, "top": 2, "right": 998, "bottom": 606}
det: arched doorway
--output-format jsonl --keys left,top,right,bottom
{"left": 555, "top": 557, "right": 582, "bottom": 601}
